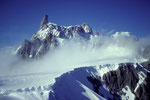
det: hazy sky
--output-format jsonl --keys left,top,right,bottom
{"left": 0, "top": 0, "right": 150, "bottom": 47}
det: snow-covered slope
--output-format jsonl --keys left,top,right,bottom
{"left": 1, "top": 62, "right": 150, "bottom": 100}
{"left": 49, "top": 66, "right": 114, "bottom": 100}
{"left": 49, "top": 63, "right": 150, "bottom": 100}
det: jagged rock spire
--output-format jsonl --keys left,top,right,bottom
{"left": 40, "top": 14, "right": 48, "bottom": 29}
{"left": 17, "top": 19, "right": 94, "bottom": 59}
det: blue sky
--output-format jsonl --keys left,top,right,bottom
{"left": 0, "top": 0, "right": 150, "bottom": 47}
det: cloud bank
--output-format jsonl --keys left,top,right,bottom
{"left": 0, "top": 32, "right": 150, "bottom": 76}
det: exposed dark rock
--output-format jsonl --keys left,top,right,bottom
{"left": 141, "top": 61, "right": 150, "bottom": 71}
{"left": 87, "top": 76, "right": 101, "bottom": 94}
{"left": 17, "top": 39, "right": 34, "bottom": 59}
{"left": 99, "top": 93, "right": 104, "bottom": 97}
{"left": 103, "top": 63, "right": 139, "bottom": 92}
{"left": 36, "top": 33, "right": 58, "bottom": 58}
{"left": 108, "top": 97, "right": 112, "bottom": 100}
{"left": 40, "top": 14, "right": 48, "bottom": 29}
{"left": 87, "top": 76, "right": 121, "bottom": 100}
{"left": 135, "top": 72, "right": 150, "bottom": 100}
{"left": 102, "top": 63, "right": 150, "bottom": 100}
{"left": 17, "top": 33, "right": 58, "bottom": 59}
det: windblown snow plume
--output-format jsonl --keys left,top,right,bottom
{"left": 0, "top": 31, "right": 149, "bottom": 77}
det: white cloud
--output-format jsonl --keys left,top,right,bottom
{"left": 0, "top": 32, "right": 149, "bottom": 76}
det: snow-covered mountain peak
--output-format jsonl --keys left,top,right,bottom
{"left": 76, "top": 23, "right": 92, "bottom": 33}
{"left": 34, "top": 16, "right": 93, "bottom": 41}
{"left": 112, "top": 32, "right": 132, "bottom": 39}
{"left": 17, "top": 15, "right": 93, "bottom": 59}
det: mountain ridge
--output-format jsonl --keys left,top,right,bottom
{"left": 17, "top": 15, "right": 93, "bottom": 59}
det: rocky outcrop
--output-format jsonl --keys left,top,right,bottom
{"left": 87, "top": 76, "right": 102, "bottom": 94}
{"left": 102, "top": 63, "right": 150, "bottom": 100}
{"left": 17, "top": 15, "right": 93, "bottom": 59}
{"left": 40, "top": 14, "right": 48, "bottom": 29}
{"left": 17, "top": 38, "right": 42, "bottom": 59}
{"left": 134, "top": 72, "right": 150, "bottom": 100}
{"left": 17, "top": 33, "right": 58, "bottom": 59}
{"left": 35, "top": 33, "right": 58, "bottom": 58}
{"left": 103, "top": 63, "right": 139, "bottom": 92}
{"left": 87, "top": 76, "right": 121, "bottom": 100}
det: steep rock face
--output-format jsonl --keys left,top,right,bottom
{"left": 17, "top": 33, "right": 58, "bottom": 59}
{"left": 134, "top": 72, "right": 150, "bottom": 100}
{"left": 87, "top": 76, "right": 102, "bottom": 94}
{"left": 87, "top": 76, "right": 121, "bottom": 100}
{"left": 17, "top": 15, "right": 93, "bottom": 59}
{"left": 102, "top": 63, "right": 150, "bottom": 100}
{"left": 103, "top": 63, "right": 139, "bottom": 92}
{"left": 17, "top": 39, "right": 42, "bottom": 59}
{"left": 40, "top": 14, "right": 48, "bottom": 29}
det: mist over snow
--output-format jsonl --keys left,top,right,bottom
{"left": 0, "top": 32, "right": 149, "bottom": 76}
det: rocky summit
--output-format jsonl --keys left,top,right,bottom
{"left": 17, "top": 14, "right": 93, "bottom": 59}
